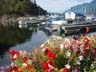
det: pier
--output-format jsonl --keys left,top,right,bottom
{"left": 17, "top": 16, "right": 48, "bottom": 28}
{"left": 60, "top": 22, "right": 96, "bottom": 34}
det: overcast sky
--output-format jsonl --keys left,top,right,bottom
{"left": 36, "top": 0, "right": 93, "bottom": 13}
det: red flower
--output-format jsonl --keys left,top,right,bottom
{"left": 76, "top": 50, "right": 81, "bottom": 55}
{"left": 25, "top": 65, "right": 34, "bottom": 70}
{"left": 45, "top": 49, "right": 56, "bottom": 60}
{"left": 22, "top": 57, "right": 28, "bottom": 63}
{"left": 43, "top": 62, "right": 49, "bottom": 72}
{"left": 43, "top": 61, "right": 54, "bottom": 72}
{"left": 83, "top": 37, "right": 90, "bottom": 49}
{"left": 45, "top": 49, "right": 51, "bottom": 56}
{"left": 49, "top": 52, "right": 56, "bottom": 60}
{"left": 63, "top": 68, "right": 69, "bottom": 72}
{"left": 84, "top": 43, "right": 90, "bottom": 49}
{"left": 9, "top": 50, "right": 19, "bottom": 61}
{"left": 8, "top": 66, "right": 18, "bottom": 72}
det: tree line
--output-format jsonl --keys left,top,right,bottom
{"left": 0, "top": 0, "right": 47, "bottom": 17}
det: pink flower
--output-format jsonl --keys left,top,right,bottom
{"left": 84, "top": 37, "right": 89, "bottom": 43}
{"left": 92, "top": 48, "right": 96, "bottom": 55}
{"left": 82, "top": 52, "right": 87, "bottom": 57}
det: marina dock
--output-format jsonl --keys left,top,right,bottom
{"left": 60, "top": 22, "right": 96, "bottom": 34}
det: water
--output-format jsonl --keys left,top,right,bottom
{"left": 0, "top": 16, "right": 63, "bottom": 66}
{"left": 0, "top": 16, "right": 96, "bottom": 67}
{"left": 10, "top": 30, "right": 49, "bottom": 52}
{"left": 0, "top": 28, "right": 51, "bottom": 66}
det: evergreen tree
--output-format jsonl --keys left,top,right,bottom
{"left": 0, "top": 0, "right": 47, "bottom": 16}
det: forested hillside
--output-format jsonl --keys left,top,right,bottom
{"left": 0, "top": 0, "right": 47, "bottom": 16}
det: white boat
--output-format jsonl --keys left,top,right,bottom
{"left": 51, "top": 20, "right": 67, "bottom": 31}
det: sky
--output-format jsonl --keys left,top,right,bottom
{"left": 36, "top": 0, "right": 93, "bottom": 13}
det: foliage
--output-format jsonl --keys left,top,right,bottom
{"left": 8, "top": 35, "right": 96, "bottom": 72}
{"left": 0, "top": 0, "right": 47, "bottom": 16}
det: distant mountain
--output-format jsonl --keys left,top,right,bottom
{"left": 65, "top": 0, "right": 96, "bottom": 16}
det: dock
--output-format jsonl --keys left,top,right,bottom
{"left": 60, "top": 22, "right": 96, "bottom": 34}
{"left": 17, "top": 16, "right": 48, "bottom": 28}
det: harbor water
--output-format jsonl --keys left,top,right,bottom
{"left": 0, "top": 16, "right": 96, "bottom": 67}
{"left": 0, "top": 27, "right": 96, "bottom": 67}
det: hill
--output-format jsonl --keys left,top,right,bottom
{"left": 0, "top": 0, "right": 47, "bottom": 17}
{"left": 66, "top": 0, "right": 96, "bottom": 15}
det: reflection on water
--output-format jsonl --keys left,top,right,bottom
{"left": 0, "top": 26, "right": 32, "bottom": 56}
{"left": 11, "top": 29, "right": 50, "bottom": 53}
{"left": 0, "top": 27, "right": 51, "bottom": 66}
{"left": 0, "top": 26, "right": 96, "bottom": 66}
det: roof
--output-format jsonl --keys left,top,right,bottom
{"left": 65, "top": 11, "right": 85, "bottom": 17}
{"left": 75, "top": 12, "right": 85, "bottom": 17}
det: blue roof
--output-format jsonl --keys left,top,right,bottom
{"left": 75, "top": 12, "right": 85, "bottom": 17}
{"left": 66, "top": 11, "right": 85, "bottom": 17}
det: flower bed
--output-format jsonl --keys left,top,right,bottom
{"left": 8, "top": 35, "right": 96, "bottom": 72}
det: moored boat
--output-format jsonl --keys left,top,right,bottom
{"left": 60, "top": 22, "right": 96, "bottom": 34}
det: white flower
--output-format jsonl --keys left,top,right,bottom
{"left": 60, "top": 44, "right": 64, "bottom": 50}
{"left": 78, "top": 55, "right": 83, "bottom": 61}
{"left": 65, "top": 64, "right": 71, "bottom": 69}
{"left": 66, "top": 51, "right": 71, "bottom": 57}
{"left": 48, "top": 64, "right": 54, "bottom": 69}
{"left": 84, "top": 68, "right": 87, "bottom": 72}
{"left": 64, "top": 38, "right": 71, "bottom": 48}
{"left": 20, "top": 50, "right": 24, "bottom": 56}
{"left": 19, "top": 50, "right": 23, "bottom": 54}
{"left": 47, "top": 40, "right": 50, "bottom": 44}
{"left": 22, "top": 63, "right": 27, "bottom": 67}
{"left": 91, "top": 64, "right": 94, "bottom": 67}
{"left": 27, "top": 60, "right": 32, "bottom": 65}
{"left": 40, "top": 44, "right": 44, "bottom": 47}
{"left": 76, "top": 60, "right": 81, "bottom": 65}
{"left": 13, "top": 54, "right": 18, "bottom": 59}
{"left": 64, "top": 38, "right": 70, "bottom": 42}
{"left": 41, "top": 48, "right": 46, "bottom": 52}
{"left": 11, "top": 63, "right": 15, "bottom": 67}
{"left": 23, "top": 51, "right": 27, "bottom": 54}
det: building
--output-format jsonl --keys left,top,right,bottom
{"left": 65, "top": 11, "right": 85, "bottom": 22}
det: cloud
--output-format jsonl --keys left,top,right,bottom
{"left": 36, "top": 0, "right": 93, "bottom": 13}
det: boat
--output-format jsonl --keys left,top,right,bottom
{"left": 60, "top": 21, "right": 96, "bottom": 35}
{"left": 45, "top": 16, "right": 64, "bottom": 31}
{"left": 17, "top": 17, "right": 45, "bottom": 28}
{"left": 51, "top": 20, "right": 67, "bottom": 31}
